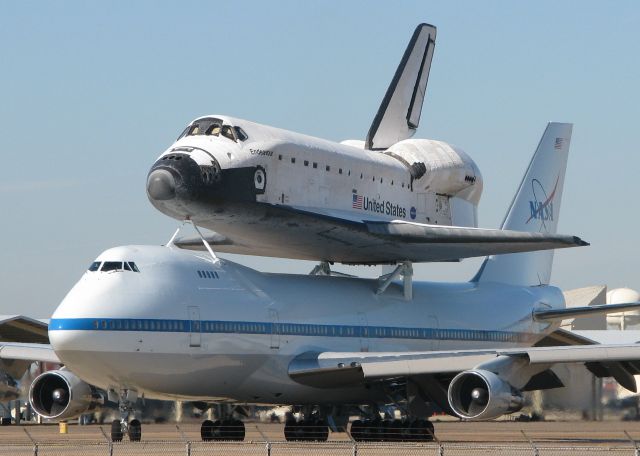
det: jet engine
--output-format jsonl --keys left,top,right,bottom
{"left": 447, "top": 369, "right": 523, "bottom": 420}
{"left": 29, "top": 369, "right": 103, "bottom": 420}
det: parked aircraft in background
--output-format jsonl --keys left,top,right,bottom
{"left": 146, "top": 24, "right": 585, "bottom": 267}
{"left": 0, "top": 316, "right": 50, "bottom": 422}
{"left": 3, "top": 123, "right": 640, "bottom": 442}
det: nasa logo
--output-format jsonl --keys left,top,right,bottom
{"left": 410, "top": 207, "right": 416, "bottom": 220}
{"left": 526, "top": 176, "right": 559, "bottom": 231}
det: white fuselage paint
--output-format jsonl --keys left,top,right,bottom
{"left": 49, "top": 246, "right": 562, "bottom": 405}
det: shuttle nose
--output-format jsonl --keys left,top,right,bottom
{"left": 147, "top": 169, "right": 176, "bottom": 200}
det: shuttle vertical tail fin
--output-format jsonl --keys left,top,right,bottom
{"left": 365, "top": 24, "right": 436, "bottom": 150}
{"left": 475, "top": 122, "right": 573, "bottom": 286}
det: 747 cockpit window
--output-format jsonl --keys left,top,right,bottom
{"left": 90, "top": 261, "right": 140, "bottom": 272}
{"left": 101, "top": 262, "right": 123, "bottom": 272}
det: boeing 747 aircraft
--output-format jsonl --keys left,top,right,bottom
{"left": 3, "top": 123, "right": 640, "bottom": 442}
{"left": 146, "top": 24, "right": 586, "bottom": 265}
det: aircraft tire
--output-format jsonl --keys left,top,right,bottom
{"left": 316, "top": 419, "right": 329, "bottom": 442}
{"left": 220, "top": 419, "right": 232, "bottom": 440}
{"left": 292, "top": 421, "right": 304, "bottom": 441}
{"left": 301, "top": 419, "right": 313, "bottom": 441}
{"left": 201, "top": 419, "right": 215, "bottom": 441}
{"left": 378, "top": 420, "right": 389, "bottom": 442}
{"left": 110, "top": 420, "right": 123, "bottom": 442}
{"left": 284, "top": 417, "right": 295, "bottom": 441}
{"left": 231, "top": 419, "right": 245, "bottom": 441}
{"left": 350, "top": 420, "right": 364, "bottom": 441}
{"left": 128, "top": 419, "right": 142, "bottom": 442}
{"left": 389, "top": 419, "right": 403, "bottom": 442}
{"left": 411, "top": 419, "right": 434, "bottom": 441}
{"left": 399, "top": 419, "right": 412, "bottom": 441}
{"left": 424, "top": 420, "right": 435, "bottom": 441}
{"left": 367, "top": 418, "right": 382, "bottom": 442}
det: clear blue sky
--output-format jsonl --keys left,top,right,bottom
{"left": 1, "top": 1, "right": 638, "bottom": 317}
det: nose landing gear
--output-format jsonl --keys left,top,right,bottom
{"left": 110, "top": 418, "right": 142, "bottom": 442}
{"left": 110, "top": 389, "right": 142, "bottom": 442}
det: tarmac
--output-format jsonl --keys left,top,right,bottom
{"left": 0, "top": 420, "right": 639, "bottom": 445}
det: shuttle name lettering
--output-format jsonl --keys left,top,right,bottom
{"left": 250, "top": 149, "right": 274, "bottom": 157}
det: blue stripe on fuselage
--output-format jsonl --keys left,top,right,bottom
{"left": 49, "top": 318, "right": 534, "bottom": 344}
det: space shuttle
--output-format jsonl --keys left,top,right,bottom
{"left": 146, "top": 24, "right": 586, "bottom": 265}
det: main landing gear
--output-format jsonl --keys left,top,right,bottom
{"left": 284, "top": 415, "right": 330, "bottom": 442}
{"left": 110, "top": 390, "right": 142, "bottom": 442}
{"left": 350, "top": 418, "right": 434, "bottom": 442}
{"left": 200, "top": 418, "right": 246, "bottom": 441}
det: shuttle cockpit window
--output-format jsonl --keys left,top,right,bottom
{"left": 221, "top": 125, "right": 236, "bottom": 141}
{"left": 207, "top": 124, "right": 222, "bottom": 136}
{"left": 234, "top": 126, "right": 248, "bottom": 141}
{"left": 178, "top": 117, "right": 223, "bottom": 140}
{"left": 177, "top": 117, "right": 248, "bottom": 142}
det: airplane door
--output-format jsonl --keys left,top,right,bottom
{"left": 188, "top": 306, "right": 201, "bottom": 348}
{"left": 269, "top": 309, "right": 280, "bottom": 350}
{"left": 358, "top": 312, "right": 369, "bottom": 352}
{"left": 428, "top": 315, "right": 439, "bottom": 351}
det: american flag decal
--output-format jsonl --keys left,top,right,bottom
{"left": 554, "top": 137, "right": 564, "bottom": 150}
{"left": 352, "top": 193, "right": 363, "bottom": 209}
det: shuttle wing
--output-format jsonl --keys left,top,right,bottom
{"left": 174, "top": 212, "right": 587, "bottom": 265}
{"left": 289, "top": 342, "right": 640, "bottom": 392}
{"left": 363, "top": 220, "right": 587, "bottom": 259}
{"left": 533, "top": 302, "right": 640, "bottom": 321}
{"left": 366, "top": 23, "right": 436, "bottom": 150}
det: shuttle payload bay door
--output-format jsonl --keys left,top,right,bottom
{"left": 188, "top": 306, "right": 201, "bottom": 348}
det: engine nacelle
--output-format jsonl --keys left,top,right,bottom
{"left": 29, "top": 369, "right": 102, "bottom": 420}
{"left": 447, "top": 369, "right": 524, "bottom": 420}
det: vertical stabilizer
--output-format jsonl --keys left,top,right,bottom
{"left": 365, "top": 24, "right": 436, "bottom": 150}
{"left": 476, "top": 122, "right": 573, "bottom": 286}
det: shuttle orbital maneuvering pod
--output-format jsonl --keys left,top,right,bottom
{"left": 3, "top": 122, "right": 640, "bottom": 442}
{"left": 146, "top": 23, "right": 586, "bottom": 271}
